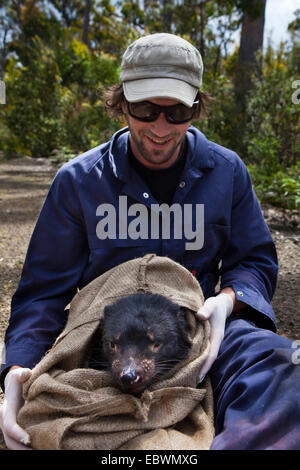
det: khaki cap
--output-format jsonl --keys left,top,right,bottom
{"left": 120, "top": 33, "right": 203, "bottom": 107}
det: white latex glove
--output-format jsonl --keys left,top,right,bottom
{"left": 0, "top": 367, "right": 32, "bottom": 450}
{"left": 196, "top": 293, "right": 234, "bottom": 382}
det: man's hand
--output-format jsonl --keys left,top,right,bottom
{"left": 196, "top": 290, "right": 235, "bottom": 382}
{"left": 0, "top": 367, "right": 32, "bottom": 450}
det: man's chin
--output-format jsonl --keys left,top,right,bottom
{"left": 141, "top": 143, "right": 180, "bottom": 168}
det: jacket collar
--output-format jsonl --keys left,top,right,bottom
{"left": 185, "top": 126, "right": 215, "bottom": 170}
{"left": 108, "top": 125, "right": 215, "bottom": 182}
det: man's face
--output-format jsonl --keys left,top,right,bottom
{"left": 122, "top": 98, "right": 191, "bottom": 170}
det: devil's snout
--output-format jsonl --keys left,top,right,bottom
{"left": 120, "top": 361, "right": 142, "bottom": 386}
{"left": 120, "top": 365, "right": 136, "bottom": 382}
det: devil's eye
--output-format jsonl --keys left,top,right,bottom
{"left": 109, "top": 341, "right": 117, "bottom": 351}
{"left": 151, "top": 342, "right": 162, "bottom": 352}
{"left": 147, "top": 331, "right": 162, "bottom": 352}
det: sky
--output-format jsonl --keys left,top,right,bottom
{"left": 263, "top": 0, "right": 300, "bottom": 48}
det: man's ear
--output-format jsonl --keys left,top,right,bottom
{"left": 121, "top": 99, "right": 127, "bottom": 116}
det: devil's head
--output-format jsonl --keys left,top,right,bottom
{"left": 89, "top": 293, "right": 191, "bottom": 395}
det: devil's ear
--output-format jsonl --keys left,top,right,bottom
{"left": 103, "top": 303, "right": 118, "bottom": 321}
{"left": 103, "top": 304, "right": 112, "bottom": 315}
{"left": 90, "top": 318, "right": 103, "bottom": 342}
{"left": 177, "top": 307, "right": 192, "bottom": 335}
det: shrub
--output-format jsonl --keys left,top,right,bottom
{"left": 248, "top": 163, "right": 300, "bottom": 210}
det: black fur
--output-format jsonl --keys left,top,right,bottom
{"left": 89, "top": 292, "right": 191, "bottom": 395}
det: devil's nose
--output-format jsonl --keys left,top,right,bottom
{"left": 120, "top": 366, "right": 137, "bottom": 383}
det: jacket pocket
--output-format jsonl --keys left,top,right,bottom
{"left": 87, "top": 234, "right": 159, "bottom": 275}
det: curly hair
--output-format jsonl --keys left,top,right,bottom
{"left": 103, "top": 83, "right": 213, "bottom": 121}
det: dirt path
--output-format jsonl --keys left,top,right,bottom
{"left": 0, "top": 156, "right": 299, "bottom": 448}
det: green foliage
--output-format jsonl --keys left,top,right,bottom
{"left": 0, "top": 35, "right": 121, "bottom": 157}
{"left": 248, "top": 163, "right": 300, "bottom": 210}
{"left": 195, "top": 74, "right": 239, "bottom": 150}
{"left": 49, "top": 146, "right": 77, "bottom": 164}
{"left": 239, "top": 47, "right": 300, "bottom": 207}
{"left": 241, "top": 39, "right": 300, "bottom": 210}
{"left": 2, "top": 38, "right": 64, "bottom": 157}
{"left": 244, "top": 44, "right": 300, "bottom": 168}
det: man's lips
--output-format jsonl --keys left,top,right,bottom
{"left": 145, "top": 135, "right": 173, "bottom": 146}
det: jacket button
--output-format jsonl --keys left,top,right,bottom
{"left": 143, "top": 192, "right": 149, "bottom": 198}
{"left": 179, "top": 181, "right": 186, "bottom": 188}
{"left": 237, "top": 291, "right": 244, "bottom": 297}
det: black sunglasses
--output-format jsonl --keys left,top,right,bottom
{"left": 126, "top": 99, "right": 199, "bottom": 124}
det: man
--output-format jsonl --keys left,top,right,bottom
{"left": 0, "top": 33, "right": 299, "bottom": 450}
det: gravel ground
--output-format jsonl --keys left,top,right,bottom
{"left": 0, "top": 156, "right": 299, "bottom": 449}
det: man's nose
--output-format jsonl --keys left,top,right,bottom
{"left": 150, "top": 112, "right": 173, "bottom": 136}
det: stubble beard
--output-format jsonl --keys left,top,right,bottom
{"left": 129, "top": 128, "right": 183, "bottom": 168}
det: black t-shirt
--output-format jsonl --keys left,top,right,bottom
{"left": 128, "top": 139, "right": 187, "bottom": 205}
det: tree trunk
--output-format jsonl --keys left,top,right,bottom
{"left": 0, "top": 27, "right": 8, "bottom": 79}
{"left": 239, "top": 0, "right": 266, "bottom": 71}
{"left": 161, "top": 0, "right": 172, "bottom": 33}
{"left": 82, "top": 0, "right": 91, "bottom": 46}
{"left": 236, "top": 0, "right": 266, "bottom": 106}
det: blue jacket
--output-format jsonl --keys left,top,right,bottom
{"left": 1, "top": 126, "right": 278, "bottom": 383}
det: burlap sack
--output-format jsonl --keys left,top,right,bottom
{"left": 17, "top": 254, "right": 215, "bottom": 450}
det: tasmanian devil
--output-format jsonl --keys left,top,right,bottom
{"left": 88, "top": 292, "right": 192, "bottom": 395}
